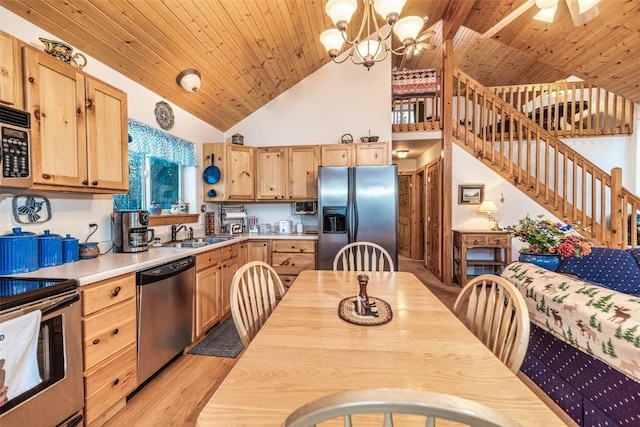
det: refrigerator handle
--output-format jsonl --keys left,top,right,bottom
{"left": 347, "top": 167, "right": 355, "bottom": 243}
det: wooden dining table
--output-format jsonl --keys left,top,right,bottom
{"left": 196, "top": 270, "right": 566, "bottom": 426}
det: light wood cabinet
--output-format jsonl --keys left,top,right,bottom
{"left": 320, "top": 142, "right": 389, "bottom": 167}
{"left": 452, "top": 230, "right": 512, "bottom": 286}
{"left": 23, "top": 46, "right": 128, "bottom": 193}
{"left": 288, "top": 145, "right": 319, "bottom": 199}
{"left": 255, "top": 145, "right": 320, "bottom": 200}
{"left": 203, "top": 143, "right": 255, "bottom": 201}
{"left": 248, "top": 240, "right": 271, "bottom": 263}
{"left": 0, "top": 31, "right": 23, "bottom": 108}
{"left": 24, "top": 47, "right": 129, "bottom": 193}
{"left": 194, "top": 249, "right": 221, "bottom": 339}
{"left": 271, "top": 240, "right": 316, "bottom": 290}
{"left": 239, "top": 241, "right": 248, "bottom": 266}
{"left": 256, "top": 146, "right": 288, "bottom": 200}
{"left": 80, "top": 273, "right": 137, "bottom": 426}
{"left": 220, "top": 243, "right": 240, "bottom": 317}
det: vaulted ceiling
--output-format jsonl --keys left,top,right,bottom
{"left": 3, "top": 0, "right": 639, "bottom": 132}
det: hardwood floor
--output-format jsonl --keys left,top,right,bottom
{"left": 105, "top": 259, "right": 576, "bottom": 426}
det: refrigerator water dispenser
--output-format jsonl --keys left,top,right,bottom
{"left": 323, "top": 206, "right": 346, "bottom": 233}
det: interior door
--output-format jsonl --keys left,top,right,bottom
{"left": 426, "top": 160, "right": 441, "bottom": 278}
{"left": 398, "top": 174, "right": 411, "bottom": 257}
{"left": 415, "top": 169, "right": 425, "bottom": 260}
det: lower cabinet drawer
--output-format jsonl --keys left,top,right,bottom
{"left": 82, "top": 298, "right": 136, "bottom": 371}
{"left": 272, "top": 252, "right": 315, "bottom": 275}
{"left": 84, "top": 344, "right": 137, "bottom": 425}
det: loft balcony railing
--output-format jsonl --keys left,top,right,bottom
{"left": 392, "top": 70, "right": 635, "bottom": 138}
{"left": 451, "top": 68, "right": 639, "bottom": 249}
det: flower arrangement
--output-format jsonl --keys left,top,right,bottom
{"left": 506, "top": 214, "right": 592, "bottom": 258}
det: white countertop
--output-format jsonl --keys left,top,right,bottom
{"left": 10, "top": 233, "right": 317, "bottom": 285}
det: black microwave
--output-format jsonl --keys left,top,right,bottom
{"left": 294, "top": 201, "right": 317, "bottom": 215}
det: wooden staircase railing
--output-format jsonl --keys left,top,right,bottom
{"left": 452, "top": 67, "right": 640, "bottom": 249}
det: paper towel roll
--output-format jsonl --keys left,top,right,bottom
{"left": 224, "top": 212, "right": 247, "bottom": 219}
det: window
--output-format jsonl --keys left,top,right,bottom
{"left": 114, "top": 119, "right": 197, "bottom": 211}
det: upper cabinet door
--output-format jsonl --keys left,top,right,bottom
{"left": 85, "top": 77, "right": 128, "bottom": 191}
{"left": 256, "top": 146, "right": 287, "bottom": 200}
{"left": 24, "top": 47, "right": 87, "bottom": 188}
{"left": 355, "top": 143, "right": 389, "bottom": 166}
{"left": 0, "top": 31, "right": 23, "bottom": 108}
{"left": 289, "top": 145, "right": 319, "bottom": 199}
{"left": 320, "top": 144, "right": 352, "bottom": 167}
{"left": 226, "top": 144, "right": 255, "bottom": 200}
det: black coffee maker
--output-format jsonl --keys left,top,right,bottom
{"left": 112, "top": 210, "right": 154, "bottom": 253}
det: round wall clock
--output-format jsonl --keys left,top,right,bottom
{"left": 155, "top": 101, "right": 175, "bottom": 130}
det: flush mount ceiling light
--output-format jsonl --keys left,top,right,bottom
{"left": 396, "top": 149, "right": 409, "bottom": 159}
{"left": 320, "top": 0, "right": 427, "bottom": 70}
{"left": 176, "top": 69, "right": 201, "bottom": 92}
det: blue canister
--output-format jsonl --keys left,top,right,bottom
{"left": 62, "top": 234, "right": 80, "bottom": 263}
{"left": 38, "top": 230, "right": 63, "bottom": 268}
{"left": 0, "top": 227, "right": 39, "bottom": 274}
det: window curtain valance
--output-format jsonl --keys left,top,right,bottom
{"left": 128, "top": 118, "right": 198, "bottom": 167}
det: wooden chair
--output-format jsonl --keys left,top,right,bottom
{"left": 230, "top": 261, "right": 286, "bottom": 348}
{"left": 332, "top": 241, "right": 395, "bottom": 272}
{"left": 282, "top": 388, "right": 520, "bottom": 427}
{"left": 453, "top": 275, "right": 530, "bottom": 373}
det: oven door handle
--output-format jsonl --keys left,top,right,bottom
{"left": 41, "top": 293, "right": 80, "bottom": 316}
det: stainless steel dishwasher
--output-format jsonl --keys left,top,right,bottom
{"left": 136, "top": 256, "right": 194, "bottom": 385}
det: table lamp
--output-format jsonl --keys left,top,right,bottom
{"left": 478, "top": 200, "right": 501, "bottom": 230}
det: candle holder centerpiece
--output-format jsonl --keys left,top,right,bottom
{"left": 338, "top": 273, "right": 393, "bottom": 326}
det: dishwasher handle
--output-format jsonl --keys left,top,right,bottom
{"left": 137, "top": 256, "right": 195, "bottom": 285}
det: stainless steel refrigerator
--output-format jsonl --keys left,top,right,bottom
{"left": 317, "top": 165, "right": 398, "bottom": 270}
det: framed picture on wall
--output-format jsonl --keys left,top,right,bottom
{"left": 458, "top": 184, "right": 484, "bottom": 204}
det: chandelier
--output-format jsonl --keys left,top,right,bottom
{"left": 320, "top": 0, "right": 425, "bottom": 70}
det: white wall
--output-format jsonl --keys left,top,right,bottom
{"left": 0, "top": 7, "right": 222, "bottom": 244}
{"left": 225, "top": 57, "right": 392, "bottom": 147}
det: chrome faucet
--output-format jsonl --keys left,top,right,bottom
{"left": 188, "top": 227, "right": 194, "bottom": 240}
{"left": 171, "top": 224, "right": 187, "bottom": 241}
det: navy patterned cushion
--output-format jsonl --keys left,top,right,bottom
{"left": 557, "top": 247, "right": 640, "bottom": 295}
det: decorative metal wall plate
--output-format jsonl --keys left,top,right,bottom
{"left": 154, "top": 101, "right": 175, "bottom": 130}
{"left": 12, "top": 195, "right": 52, "bottom": 224}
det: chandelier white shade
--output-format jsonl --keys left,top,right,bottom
{"left": 396, "top": 149, "right": 409, "bottom": 159}
{"left": 176, "top": 69, "right": 201, "bottom": 92}
{"left": 321, "top": 0, "right": 425, "bottom": 69}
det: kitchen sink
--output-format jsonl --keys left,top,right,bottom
{"left": 160, "top": 240, "right": 207, "bottom": 248}
{"left": 202, "top": 236, "right": 233, "bottom": 244}
{"left": 159, "top": 236, "right": 236, "bottom": 248}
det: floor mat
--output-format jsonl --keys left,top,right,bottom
{"left": 188, "top": 318, "right": 243, "bottom": 358}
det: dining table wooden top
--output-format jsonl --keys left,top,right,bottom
{"left": 196, "top": 270, "right": 566, "bottom": 426}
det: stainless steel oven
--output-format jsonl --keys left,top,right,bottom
{"left": 0, "top": 277, "right": 83, "bottom": 427}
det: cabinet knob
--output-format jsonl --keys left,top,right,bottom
{"left": 76, "top": 107, "right": 82, "bottom": 116}
{"left": 92, "top": 339, "right": 100, "bottom": 345}
{"left": 473, "top": 239, "right": 479, "bottom": 244}
{"left": 82, "top": 180, "right": 88, "bottom": 186}
{"left": 112, "top": 328, "right": 119, "bottom": 335}
{"left": 42, "top": 173, "right": 52, "bottom": 180}
{"left": 111, "top": 286, "right": 121, "bottom": 297}
{"left": 112, "top": 378, "right": 120, "bottom": 386}
{"left": 92, "top": 180, "right": 99, "bottom": 186}
{"left": 86, "top": 99, "right": 93, "bottom": 109}
{"left": 34, "top": 109, "right": 41, "bottom": 120}
{"left": 28, "top": 76, "right": 35, "bottom": 84}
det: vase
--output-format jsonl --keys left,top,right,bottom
{"left": 356, "top": 274, "right": 369, "bottom": 315}
{"left": 518, "top": 252, "right": 561, "bottom": 271}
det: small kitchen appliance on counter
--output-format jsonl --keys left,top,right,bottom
{"left": 278, "top": 219, "right": 292, "bottom": 234}
{"left": 112, "top": 210, "right": 154, "bottom": 253}
{"left": 248, "top": 216, "right": 259, "bottom": 233}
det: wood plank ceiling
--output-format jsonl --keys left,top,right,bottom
{"left": 3, "top": 0, "right": 639, "bottom": 132}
